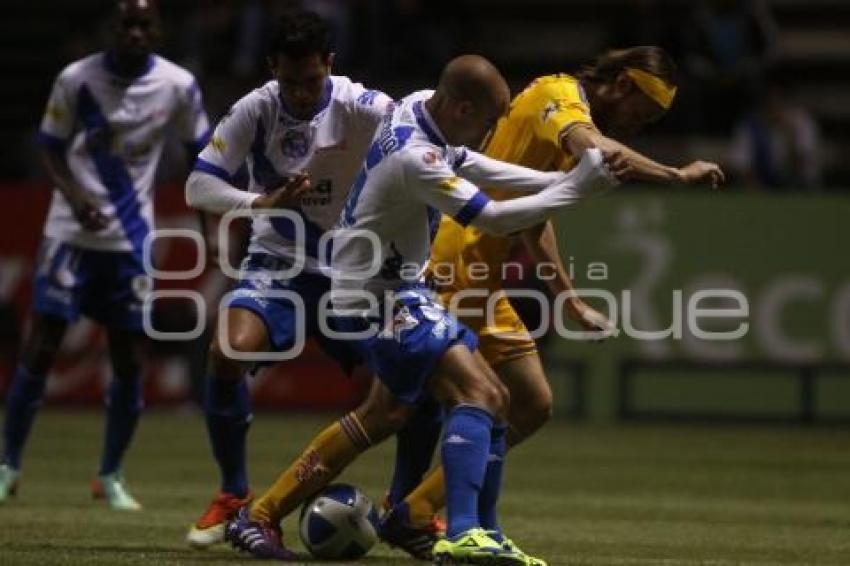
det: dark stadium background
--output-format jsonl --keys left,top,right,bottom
{"left": 0, "top": 0, "right": 848, "bottom": 419}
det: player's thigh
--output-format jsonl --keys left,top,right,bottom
{"left": 495, "top": 353, "right": 553, "bottom": 437}
{"left": 208, "top": 307, "right": 271, "bottom": 375}
{"left": 354, "top": 377, "right": 416, "bottom": 444}
{"left": 428, "top": 344, "right": 508, "bottom": 418}
{"left": 20, "top": 313, "right": 69, "bottom": 373}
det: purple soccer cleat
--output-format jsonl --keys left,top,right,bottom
{"left": 225, "top": 506, "right": 298, "bottom": 560}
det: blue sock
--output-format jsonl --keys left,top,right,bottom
{"left": 204, "top": 375, "right": 251, "bottom": 497}
{"left": 478, "top": 424, "right": 506, "bottom": 536}
{"left": 99, "top": 374, "right": 144, "bottom": 476}
{"left": 442, "top": 405, "right": 493, "bottom": 539}
{"left": 2, "top": 365, "right": 48, "bottom": 469}
{"left": 388, "top": 397, "right": 443, "bottom": 506}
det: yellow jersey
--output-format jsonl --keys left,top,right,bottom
{"left": 430, "top": 74, "right": 594, "bottom": 293}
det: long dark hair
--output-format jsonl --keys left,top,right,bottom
{"left": 578, "top": 46, "right": 677, "bottom": 86}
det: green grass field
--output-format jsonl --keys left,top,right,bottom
{"left": 0, "top": 410, "right": 848, "bottom": 565}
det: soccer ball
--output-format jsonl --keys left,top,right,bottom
{"left": 299, "top": 483, "right": 379, "bottom": 559}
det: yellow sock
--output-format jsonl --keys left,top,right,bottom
{"left": 403, "top": 466, "right": 445, "bottom": 527}
{"left": 251, "top": 412, "right": 372, "bottom": 525}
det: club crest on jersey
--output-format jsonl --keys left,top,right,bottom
{"left": 281, "top": 129, "right": 309, "bottom": 158}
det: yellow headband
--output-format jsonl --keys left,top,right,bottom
{"left": 625, "top": 67, "right": 677, "bottom": 109}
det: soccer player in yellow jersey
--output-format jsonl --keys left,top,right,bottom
{"left": 229, "top": 46, "right": 723, "bottom": 563}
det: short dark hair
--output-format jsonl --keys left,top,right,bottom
{"left": 578, "top": 46, "right": 677, "bottom": 87}
{"left": 269, "top": 9, "right": 331, "bottom": 60}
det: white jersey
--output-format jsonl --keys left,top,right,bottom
{"left": 195, "top": 77, "right": 391, "bottom": 274}
{"left": 331, "top": 90, "right": 492, "bottom": 313}
{"left": 38, "top": 52, "right": 210, "bottom": 254}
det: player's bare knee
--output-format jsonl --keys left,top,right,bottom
{"left": 207, "top": 338, "right": 245, "bottom": 379}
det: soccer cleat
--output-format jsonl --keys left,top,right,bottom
{"left": 498, "top": 535, "right": 548, "bottom": 566}
{"left": 379, "top": 502, "right": 445, "bottom": 560}
{"left": 432, "top": 528, "right": 525, "bottom": 565}
{"left": 225, "top": 506, "right": 298, "bottom": 560}
{"left": 186, "top": 490, "right": 253, "bottom": 548}
{"left": 0, "top": 464, "right": 20, "bottom": 503}
{"left": 91, "top": 472, "right": 142, "bottom": 511}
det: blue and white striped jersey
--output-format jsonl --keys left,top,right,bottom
{"left": 331, "top": 90, "right": 493, "bottom": 313}
{"left": 194, "top": 77, "right": 391, "bottom": 274}
{"left": 37, "top": 52, "right": 210, "bottom": 255}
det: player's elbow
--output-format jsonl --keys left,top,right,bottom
{"left": 470, "top": 214, "right": 518, "bottom": 238}
{"left": 185, "top": 171, "right": 205, "bottom": 210}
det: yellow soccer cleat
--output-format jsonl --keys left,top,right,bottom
{"left": 499, "top": 535, "right": 548, "bottom": 566}
{"left": 432, "top": 528, "right": 526, "bottom": 565}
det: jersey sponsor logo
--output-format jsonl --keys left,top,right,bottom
{"left": 210, "top": 135, "right": 227, "bottom": 153}
{"left": 300, "top": 179, "right": 332, "bottom": 206}
{"left": 46, "top": 102, "right": 66, "bottom": 123}
{"left": 438, "top": 177, "right": 461, "bottom": 192}
{"left": 541, "top": 100, "right": 562, "bottom": 123}
{"left": 280, "top": 128, "right": 310, "bottom": 158}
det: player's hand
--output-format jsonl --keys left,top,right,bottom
{"left": 567, "top": 299, "right": 618, "bottom": 340}
{"left": 677, "top": 161, "right": 725, "bottom": 189}
{"left": 70, "top": 192, "right": 108, "bottom": 231}
{"left": 601, "top": 149, "right": 633, "bottom": 181}
{"left": 252, "top": 173, "right": 311, "bottom": 210}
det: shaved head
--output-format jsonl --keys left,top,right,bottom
{"left": 426, "top": 55, "right": 510, "bottom": 148}
{"left": 437, "top": 55, "right": 510, "bottom": 110}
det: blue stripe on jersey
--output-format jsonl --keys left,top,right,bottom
{"left": 36, "top": 131, "right": 68, "bottom": 152}
{"left": 250, "top": 120, "right": 286, "bottom": 190}
{"left": 77, "top": 84, "right": 148, "bottom": 258}
{"left": 341, "top": 124, "right": 415, "bottom": 227}
{"left": 413, "top": 101, "right": 445, "bottom": 147}
{"left": 269, "top": 208, "right": 327, "bottom": 259}
{"left": 193, "top": 157, "right": 232, "bottom": 182}
{"left": 453, "top": 191, "right": 491, "bottom": 227}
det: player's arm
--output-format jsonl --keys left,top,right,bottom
{"left": 562, "top": 125, "right": 725, "bottom": 188}
{"left": 520, "top": 221, "right": 615, "bottom": 335}
{"left": 452, "top": 148, "right": 565, "bottom": 193}
{"left": 402, "top": 146, "right": 616, "bottom": 237}
{"left": 38, "top": 146, "right": 108, "bottom": 231}
{"left": 185, "top": 98, "right": 309, "bottom": 214}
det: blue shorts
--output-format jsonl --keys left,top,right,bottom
{"left": 333, "top": 283, "right": 478, "bottom": 405}
{"left": 226, "top": 253, "right": 359, "bottom": 371}
{"left": 32, "top": 238, "right": 151, "bottom": 331}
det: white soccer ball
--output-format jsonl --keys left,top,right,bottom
{"left": 299, "top": 483, "right": 379, "bottom": 559}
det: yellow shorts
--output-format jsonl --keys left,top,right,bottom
{"left": 438, "top": 288, "right": 538, "bottom": 368}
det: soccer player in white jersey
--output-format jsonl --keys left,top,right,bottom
{"left": 0, "top": 0, "right": 210, "bottom": 510}
{"left": 183, "top": 10, "right": 392, "bottom": 550}
{"left": 223, "top": 55, "right": 617, "bottom": 563}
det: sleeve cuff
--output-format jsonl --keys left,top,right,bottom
{"left": 36, "top": 131, "right": 68, "bottom": 152}
{"left": 453, "top": 191, "right": 491, "bottom": 227}
{"left": 193, "top": 157, "right": 232, "bottom": 182}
